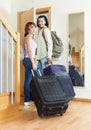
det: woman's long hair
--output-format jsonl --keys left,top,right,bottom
{"left": 24, "top": 22, "right": 36, "bottom": 37}
{"left": 37, "top": 15, "right": 49, "bottom": 27}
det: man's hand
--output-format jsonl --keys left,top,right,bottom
{"left": 48, "top": 58, "right": 52, "bottom": 65}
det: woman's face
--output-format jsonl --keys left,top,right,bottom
{"left": 28, "top": 24, "right": 36, "bottom": 35}
{"left": 38, "top": 17, "right": 46, "bottom": 28}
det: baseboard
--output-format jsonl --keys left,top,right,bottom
{"left": 72, "top": 97, "right": 91, "bottom": 103}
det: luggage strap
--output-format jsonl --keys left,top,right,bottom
{"left": 31, "top": 69, "right": 42, "bottom": 77}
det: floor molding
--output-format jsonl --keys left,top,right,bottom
{"left": 72, "top": 97, "right": 91, "bottom": 103}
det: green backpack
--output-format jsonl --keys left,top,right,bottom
{"left": 42, "top": 29, "right": 63, "bottom": 58}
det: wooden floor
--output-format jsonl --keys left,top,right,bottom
{"left": 0, "top": 100, "right": 91, "bottom": 130}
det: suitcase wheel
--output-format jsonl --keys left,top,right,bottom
{"left": 60, "top": 112, "right": 63, "bottom": 116}
{"left": 60, "top": 103, "right": 68, "bottom": 116}
{"left": 37, "top": 109, "right": 45, "bottom": 118}
{"left": 38, "top": 112, "right": 45, "bottom": 118}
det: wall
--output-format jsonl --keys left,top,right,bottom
{"left": 0, "top": 0, "right": 91, "bottom": 98}
{"left": 0, "top": 0, "right": 12, "bottom": 24}
{"left": 0, "top": 0, "right": 11, "bottom": 14}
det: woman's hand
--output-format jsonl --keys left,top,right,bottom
{"left": 32, "top": 63, "right": 37, "bottom": 70}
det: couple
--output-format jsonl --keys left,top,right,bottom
{"left": 23, "top": 15, "right": 53, "bottom": 106}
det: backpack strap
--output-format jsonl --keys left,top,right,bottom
{"left": 42, "top": 28, "right": 48, "bottom": 51}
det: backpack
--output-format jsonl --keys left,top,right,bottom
{"left": 42, "top": 29, "right": 63, "bottom": 58}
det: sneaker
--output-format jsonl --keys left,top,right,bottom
{"left": 24, "top": 101, "right": 31, "bottom": 106}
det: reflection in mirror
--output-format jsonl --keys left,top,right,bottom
{"left": 68, "top": 12, "right": 84, "bottom": 87}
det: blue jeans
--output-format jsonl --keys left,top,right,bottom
{"left": 37, "top": 57, "right": 48, "bottom": 74}
{"left": 23, "top": 58, "right": 38, "bottom": 102}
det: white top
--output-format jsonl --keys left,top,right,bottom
{"left": 35, "top": 26, "right": 53, "bottom": 60}
{"left": 24, "top": 39, "right": 37, "bottom": 58}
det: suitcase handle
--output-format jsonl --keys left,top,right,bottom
{"left": 31, "top": 69, "right": 42, "bottom": 77}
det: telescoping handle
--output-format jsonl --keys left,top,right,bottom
{"left": 31, "top": 69, "right": 42, "bottom": 77}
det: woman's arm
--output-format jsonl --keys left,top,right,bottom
{"left": 26, "top": 35, "right": 37, "bottom": 70}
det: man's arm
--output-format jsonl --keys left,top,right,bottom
{"left": 43, "top": 28, "right": 53, "bottom": 63}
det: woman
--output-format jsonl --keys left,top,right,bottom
{"left": 23, "top": 22, "right": 37, "bottom": 106}
{"left": 35, "top": 15, "right": 53, "bottom": 74}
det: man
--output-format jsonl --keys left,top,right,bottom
{"left": 35, "top": 15, "right": 53, "bottom": 74}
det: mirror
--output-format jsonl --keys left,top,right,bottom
{"left": 68, "top": 12, "right": 84, "bottom": 87}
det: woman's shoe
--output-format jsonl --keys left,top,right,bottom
{"left": 24, "top": 101, "right": 31, "bottom": 106}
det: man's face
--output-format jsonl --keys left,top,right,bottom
{"left": 38, "top": 17, "right": 46, "bottom": 28}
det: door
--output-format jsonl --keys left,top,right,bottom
{"left": 17, "top": 7, "right": 51, "bottom": 97}
{"left": 17, "top": 8, "right": 35, "bottom": 96}
{"left": 18, "top": 8, "right": 35, "bottom": 44}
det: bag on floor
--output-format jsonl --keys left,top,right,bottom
{"left": 43, "top": 65, "right": 75, "bottom": 100}
{"left": 69, "top": 65, "right": 84, "bottom": 86}
{"left": 31, "top": 70, "right": 68, "bottom": 118}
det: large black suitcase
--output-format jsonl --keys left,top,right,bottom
{"left": 43, "top": 65, "right": 75, "bottom": 100}
{"left": 31, "top": 71, "right": 68, "bottom": 118}
{"left": 69, "top": 65, "right": 84, "bottom": 86}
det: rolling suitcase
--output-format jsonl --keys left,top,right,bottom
{"left": 31, "top": 70, "right": 68, "bottom": 118}
{"left": 43, "top": 65, "right": 75, "bottom": 100}
{"left": 69, "top": 65, "right": 84, "bottom": 86}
